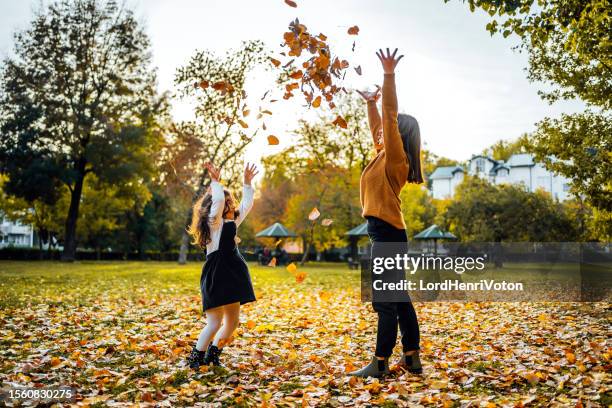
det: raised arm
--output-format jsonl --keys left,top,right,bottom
{"left": 357, "top": 87, "right": 383, "bottom": 152}
{"left": 378, "top": 48, "right": 407, "bottom": 165}
{"left": 235, "top": 163, "right": 259, "bottom": 227}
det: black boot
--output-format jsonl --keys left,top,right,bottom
{"left": 398, "top": 350, "right": 423, "bottom": 374}
{"left": 204, "top": 344, "right": 223, "bottom": 367}
{"left": 349, "top": 357, "right": 390, "bottom": 378}
{"left": 187, "top": 345, "right": 206, "bottom": 370}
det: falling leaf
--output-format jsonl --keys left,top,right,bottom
{"left": 270, "top": 58, "right": 281, "bottom": 67}
{"left": 284, "top": 0, "right": 297, "bottom": 7}
{"left": 289, "top": 70, "right": 303, "bottom": 80}
{"left": 332, "top": 115, "right": 348, "bottom": 129}
{"left": 354, "top": 65, "right": 362, "bottom": 75}
{"left": 238, "top": 120, "right": 248, "bottom": 129}
{"left": 321, "top": 218, "right": 333, "bottom": 226}
{"left": 312, "top": 96, "right": 321, "bottom": 108}
{"left": 267, "top": 135, "right": 280, "bottom": 145}
{"left": 286, "top": 263, "right": 297, "bottom": 273}
{"left": 198, "top": 80, "right": 209, "bottom": 89}
{"left": 347, "top": 26, "right": 360, "bottom": 35}
{"left": 267, "top": 257, "right": 277, "bottom": 267}
{"left": 294, "top": 270, "right": 307, "bottom": 283}
{"left": 308, "top": 207, "right": 320, "bottom": 221}
{"left": 242, "top": 109, "right": 250, "bottom": 117}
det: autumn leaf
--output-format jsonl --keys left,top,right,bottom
{"left": 321, "top": 218, "right": 333, "bottom": 226}
{"left": 267, "top": 135, "right": 280, "bottom": 145}
{"left": 238, "top": 120, "right": 248, "bottom": 129}
{"left": 347, "top": 25, "right": 360, "bottom": 35}
{"left": 332, "top": 115, "right": 348, "bottom": 129}
{"left": 312, "top": 95, "right": 321, "bottom": 108}
{"left": 354, "top": 65, "right": 362, "bottom": 75}
{"left": 289, "top": 70, "right": 303, "bottom": 80}
{"left": 242, "top": 109, "right": 250, "bottom": 117}
{"left": 308, "top": 207, "right": 320, "bottom": 220}
{"left": 246, "top": 320, "right": 256, "bottom": 330}
{"left": 286, "top": 263, "right": 297, "bottom": 273}
{"left": 270, "top": 58, "right": 281, "bottom": 67}
{"left": 284, "top": 0, "right": 297, "bottom": 7}
{"left": 267, "top": 257, "right": 277, "bottom": 267}
{"left": 294, "top": 270, "right": 307, "bottom": 283}
{"left": 198, "top": 80, "right": 209, "bottom": 89}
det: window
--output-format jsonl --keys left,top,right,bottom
{"left": 475, "top": 159, "right": 485, "bottom": 173}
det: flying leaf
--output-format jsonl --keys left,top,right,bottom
{"left": 347, "top": 26, "right": 360, "bottom": 35}
{"left": 354, "top": 65, "right": 362, "bottom": 75}
{"left": 284, "top": 0, "right": 297, "bottom": 7}
{"left": 267, "top": 257, "right": 277, "bottom": 267}
{"left": 308, "top": 207, "right": 321, "bottom": 221}
{"left": 294, "top": 270, "right": 307, "bottom": 283}
{"left": 198, "top": 80, "right": 209, "bottom": 89}
{"left": 321, "top": 218, "right": 333, "bottom": 226}
{"left": 270, "top": 58, "right": 281, "bottom": 67}
{"left": 312, "top": 96, "right": 321, "bottom": 108}
{"left": 267, "top": 135, "right": 280, "bottom": 145}
{"left": 242, "top": 109, "right": 250, "bottom": 117}
{"left": 238, "top": 120, "right": 248, "bottom": 129}
{"left": 286, "top": 263, "right": 297, "bottom": 273}
{"left": 332, "top": 115, "right": 348, "bottom": 129}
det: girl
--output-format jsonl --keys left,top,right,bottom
{"left": 186, "top": 162, "right": 259, "bottom": 369}
{"left": 350, "top": 48, "right": 424, "bottom": 378}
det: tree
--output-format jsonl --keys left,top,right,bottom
{"left": 0, "top": 0, "right": 166, "bottom": 261}
{"left": 444, "top": 176, "right": 579, "bottom": 242}
{"left": 481, "top": 138, "right": 528, "bottom": 161}
{"left": 0, "top": 175, "right": 62, "bottom": 257}
{"left": 399, "top": 184, "right": 437, "bottom": 239}
{"left": 163, "top": 40, "right": 268, "bottom": 264}
{"left": 452, "top": 0, "right": 611, "bottom": 214}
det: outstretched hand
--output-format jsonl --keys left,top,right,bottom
{"left": 244, "top": 162, "right": 259, "bottom": 186}
{"left": 204, "top": 162, "right": 220, "bottom": 182}
{"left": 377, "top": 48, "right": 403, "bottom": 74}
{"left": 356, "top": 85, "right": 381, "bottom": 103}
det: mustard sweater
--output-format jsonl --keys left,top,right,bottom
{"left": 359, "top": 73, "right": 408, "bottom": 230}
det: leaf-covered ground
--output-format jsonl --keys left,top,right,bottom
{"left": 0, "top": 261, "right": 609, "bottom": 407}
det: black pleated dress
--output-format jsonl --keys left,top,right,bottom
{"left": 200, "top": 220, "right": 256, "bottom": 311}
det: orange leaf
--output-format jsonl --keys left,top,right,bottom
{"left": 284, "top": 0, "right": 297, "bottom": 7}
{"left": 289, "top": 70, "right": 303, "bottom": 80}
{"left": 268, "top": 257, "right": 277, "bottom": 267}
{"left": 308, "top": 207, "right": 320, "bottom": 221}
{"left": 295, "top": 270, "right": 307, "bottom": 283}
{"left": 312, "top": 96, "right": 321, "bottom": 108}
{"left": 347, "top": 25, "right": 360, "bottom": 35}
{"left": 246, "top": 320, "right": 256, "bottom": 330}
{"left": 270, "top": 58, "right": 281, "bottom": 67}
{"left": 199, "top": 80, "right": 209, "bottom": 89}
{"left": 332, "top": 115, "right": 348, "bottom": 129}
{"left": 286, "top": 263, "right": 297, "bottom": 273}
{"left": 267, "top": 135, "right": 280, "bottom": 145}
{"left": 242, "top": 109, "right": 250, "bottom": 117}
{"left": 238, "top": 120, "right": 248, "bottom": 129}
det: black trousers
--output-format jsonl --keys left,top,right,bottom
{"left": 367, "top": 216, "right": 420, "bottom": 357}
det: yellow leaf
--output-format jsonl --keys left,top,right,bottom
{"left": 238, "top": 120, "right": 248, "bottom": 128}
{"left": 286, "top": 263, "right": 297, "bottom": 273}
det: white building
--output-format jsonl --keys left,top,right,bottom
{"left": 0, "top": 215, "right": 34, "bottom": 248}
{"left": 430, "top": 153, "right": 572, "bottom": 201}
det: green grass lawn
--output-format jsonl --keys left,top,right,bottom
{"left": 0, "top": 261, "right": 609, "bottom": 407}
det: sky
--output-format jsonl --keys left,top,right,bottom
{"left": 0, "top": 0, "right": 584, "bottom": 165}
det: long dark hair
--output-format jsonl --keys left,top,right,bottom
{"left": 397, "top": 113, "right": 424, "bottom": 184}
{"left": 187, "top": 189, "right": 238, "bottom": 248}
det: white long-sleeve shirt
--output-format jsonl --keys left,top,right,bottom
{"left": 206, "top": 181, "right": 255, "bottom": 255}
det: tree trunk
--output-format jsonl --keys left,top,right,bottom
{"left": 37, "top": 229, "right": 44, "bottom": 260}
{"left": 61, "top": 168, "right": 85, "bottom": 262}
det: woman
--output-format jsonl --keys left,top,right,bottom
{"left": 186, "top": 162, "right": 259, "bottom": 369}
{"left": 350, "top": 48, "right": 424, "bottom": 378}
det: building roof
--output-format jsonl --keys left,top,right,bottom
{"left": 345, "top": 222, "right": 368, "bottom": 236}
{"left": 255, "top": 222, "right": 297, "bottom": 238}
{"left": 413, "top": 224, "right": 457, "bottom": 240}
{"left": 429, "top": 166, "right": 464, "bottom": 180}
{"left": 506, "top": 153, "right": 535, "bottom": 167}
